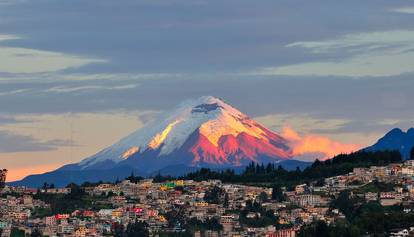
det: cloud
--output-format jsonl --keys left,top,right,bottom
{"left": 0, "top": 35, "right": 105, "bottom": 73}
{"left": 0, "top": 130, "right": 76, "bottom": 153}
{"left": 0, "top": 0, "right": 25, "bottom": 5}
{"left": 393, "top": 7, "right": 414, "bottom": 14}
{"left": 0, "top": 35, "right": 19, "bottom": 41}
{"left": 0, "top": 89, "right": 30, "bottom": 96}
{"left": 258, "top": 31, "right": 414, "bottom": 77}
{"left": 255, "top": 114, "right": 349, "bottom": 135}
{"left": 0, "top": 47, "right": 105, "bottom": 74}
{"left": 45, "top": 84, "right": 138, "bottom": 93}
{"left": 0, "top": 116, "right": 32, "bottom": 125}
{"left": 311, "top": 119, "right": 412, "bottom": 135}
{"left": 1, "top": 73, "right": 414, "bottom": 125}
{"left": 281, "top": 126, "right": 360, "bottom": 161}
{"left": 2, "top": 0, "right": 411, "bottom": 75}
{"left": 0, "top": 111, "right": 148, "bottom": 180}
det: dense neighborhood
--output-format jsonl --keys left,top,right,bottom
{"left": 3, "top": 155, "right": 414, "bottom": 236}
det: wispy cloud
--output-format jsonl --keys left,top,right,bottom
{"left": 0, "top": 0, "right": 25, "bottom": 5}
{"left": 393, "top": 7, "right": 414, "bottom": 14}
{"left": 255, "top": 113, "right": 349, "bottom": 135}
{"left": 0, "top": 35, "right": 105, "bottom": 74}
{"left": 0, "top": 72, "right": 181, "bottom": 83}
{"left": 45, "top": 84, "right": 138, "bottom": 93}
{"left": 0, "top": 89, "right": 30, "bottom": 96}
{"left": 0, "top": 130, "right": 77, "bottom": 153}
{"left": 0, "top": 116, "right": 32, "bottom": 125}
{"left": 258, "top": 30, "right": 414, "bottom": 77}
{"left": 0, "top": 35, "right": 19, "bottom": 41}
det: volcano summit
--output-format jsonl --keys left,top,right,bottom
{"left": 13, "top": 96, "right": 309, "bottom": 187}
{"left": 80, "top": 96, "right": 293, "bottom": 169}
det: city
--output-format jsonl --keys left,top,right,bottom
{"left": 2, "top": 152, "right": 414, "bottom": 236}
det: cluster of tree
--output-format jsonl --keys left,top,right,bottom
{"left": 33, "top": 183, "right": 112, "bottom": 215}
{"left": 125, "top": 172, "right": 144, "bottom": 183}
{"left": 203, "top": 185, "right": 225, "bottom": 204}
{"left": 185, "top": 217, "right": 223, "bottom": 232}
{"left": 10, "top": 228, "right": 25, "bottom": 237}
{"left": 271, "top": 184, "right": 286, "bottom": 202}
{"left": 298, "top": 220, "right": 360, "bottom": 237}
{"left": 411, "top": 146, "right": 414, "bottom": 160}
{"left": 159, "top": 208, "right": 223, "bottom": 236}
{"left": 74, "top": 151, "right": 402, "bottom": 192}
{"left": 311, "top": 150, "right": 402, "bottom": 168}
{"left": 240, "top": 200, "right": 279, "bottom": 228}
{"left": 30, "top": 229, "right": 42, "bottom": 237}
{"left": 112, "top": 221, "right": 149, "bottom": 237}
{"left": 41, "top": 182, "right": 55, "bottom": 189}
{"left": 299, "top": 190, "right": 414, "bottom": 236}
{"left": 353, "top": 180, "right": 395, "bottom": 194}
{"left": 153, "top": 217, "right": 223, "bottom": 237}
{"left": 164, "top": 206, "right": 190, "bottom": 231}
{"left": 175, "top": 151, "right": 403, "bottom": 186}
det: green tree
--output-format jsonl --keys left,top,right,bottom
{"left": 125, "top": 221, "right": 149, "bottom": 237}
{"left": 42, "top": 182, "right": 49, "bottom": 189}
{"left": 411, "top": 146, "right": 414, "bottom": 160}
{"left": 166, "top": 209, "right": 186, "bottom": 228}
{"left": 204, "top": 186, "right": 224, "bottom": 204}
{"left": 66, "top": 182, "right": 84, "bottom": 197}
{"left": 298, "top": 221, "right": 331, "bottom": 237}
{"left": 30, "top": 229, "right": 42, "bottom": 237}
{"left": 258, "top": 192, "right": 268, "bottom": 203}
{"left": 10, "top": 228, "right": 25, "bottom": 237}
{"left": 223, "top": 193, "right": 229, "bottom": 208}
{"left": 271, "top": 184, "right": 285, "bottom": 202}
{"left": 112, "top": 222, "right": 124, "bottom": 237}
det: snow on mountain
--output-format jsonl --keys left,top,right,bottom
{"left": 78, "top": 96, "right": 292, "bottom": 169}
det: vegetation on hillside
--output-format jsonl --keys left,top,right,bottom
{"left": 299, "top": 191, "right": 414, "bottom": 237}
{"left": 165, "top": 151, "right": 402, "bottom": 187}
{"left": 33, "top": 183, "right": 113, "bottom": 215}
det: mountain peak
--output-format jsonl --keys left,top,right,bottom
{"left": 386, "top": 128, "right": 404, "bottom": 136}
{"left": 407, "top": 127, "right": 414, "bottom": 136}
{"left": 189, "top": 95, "right": 225, "bottom": 105}
{"left": 178, "top": 96, "right": 244, "bottom": 118}
{"left": 365, "top": 127, "right": 414, "bottom": 159}
{"left": 178, "top": 96, "right": 226, "bottom": 109}
{"left": 78, "top": 96, "right": 292, "bottom": 170}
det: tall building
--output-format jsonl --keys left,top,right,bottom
{"left": 0, "top": 169, "right": 7, "bottom": 190}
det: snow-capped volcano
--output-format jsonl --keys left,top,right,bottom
{"left": 78, "top": 96, "right": 293, "bottom": 170}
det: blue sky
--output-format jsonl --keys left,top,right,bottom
{"left": 0, "top": 0, "right": 414, "bottom": 180}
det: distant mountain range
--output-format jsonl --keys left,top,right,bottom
{"left": 9, "top": 96, "right": 414, "bottom": 188}
{"left": 364, "top": 127, "right": 414, "bottom": 159}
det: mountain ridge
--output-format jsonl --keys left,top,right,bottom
{"left": 78, "top": 96, "right": 294, "bottom": 171}
{"left": 364, "top": 127, "right": 414, "bottom": 159}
